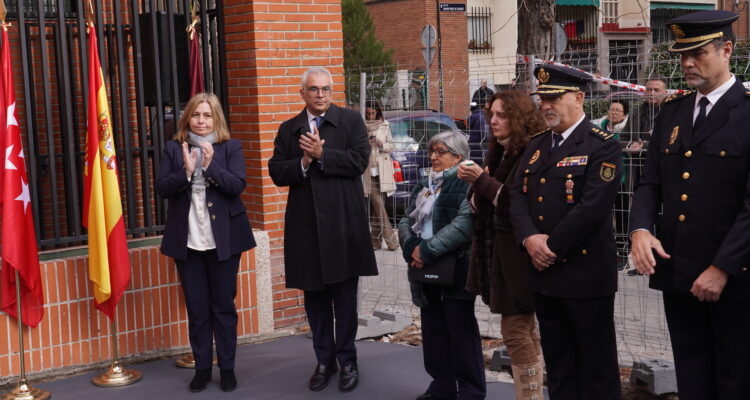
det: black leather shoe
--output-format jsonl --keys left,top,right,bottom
{"left": 220, "top": 368, "right": 237, "bottom": 392}
{"left": 338, "top": 363, "right": 359, "bottom": 392}
{"left": 189, "top": 368, "right": 211, "bottom": 392}
{"left": 308, "top": 363, "right": 338, "bottom": 391}
{"left": 416, "top": 392, "right": 443, "bottom": 400}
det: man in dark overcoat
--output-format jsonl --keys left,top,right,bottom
{"left": 630, "top": 11, "right": 750, "bottom": 399}
{"left": 509, "top": 65, "right": 623, "bottom": 400}
{"left": 268, "top": 67, "right": 377, "bottom": 393}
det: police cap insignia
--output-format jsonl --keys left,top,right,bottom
{"left": 532, "top": 64, "right": 592, "bottom": 96}
{"left": 666, "top": 10, "right": 738, "bottom": 52}
{"left": 537, "top": 68, "right": 550, "bottom": 83}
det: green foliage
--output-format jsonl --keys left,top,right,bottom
{"left": 341, "top": 0, "right": 395, "bottom": 104}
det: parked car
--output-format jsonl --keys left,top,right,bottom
{"left": 381, "top": 110, "right": 483, "bottom": 224}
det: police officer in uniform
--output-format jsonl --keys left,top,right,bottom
{"left": 510, "top": 65, "right": 623, "bottom": 400}
{"left": 629, "top": 10, "right": 750, "bottom": 400}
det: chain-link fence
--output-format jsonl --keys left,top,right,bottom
{"left": 349, "top": 40, "right": 750, "bottom": 367}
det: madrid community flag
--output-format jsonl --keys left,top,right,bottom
{"left": 0, "top": 23, "right": 44, "bottom": 327}
{"left": 82, "top": 23, "right": 130, "bottom": 320}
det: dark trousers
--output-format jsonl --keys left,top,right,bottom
{"left": 421, "top": 284, "right": 486, "bottom": 400}
{"left": 663, "top": 292, "right": 750, "bottom": 400}
{"left": 175, "top": 249, "right": 240, "bottom": 369}
{"left": 304, "top": 277, "right": 359, "bottom": 367}
{"left": 535, "top": 293, "right": 621, "bottom": 400}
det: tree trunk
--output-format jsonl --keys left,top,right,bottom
{"left": 516, "top": 0, "right": 555, "bottom": 90}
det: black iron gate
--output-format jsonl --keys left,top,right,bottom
{"left": 5, "top": 0, "right": 226, "bottom": 248}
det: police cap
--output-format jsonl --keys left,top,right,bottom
{"left": 532, "top": 64, "right": 592, "bottom": 96}
{"left": 667, "top": 10, "right": 738, "bottom": 52}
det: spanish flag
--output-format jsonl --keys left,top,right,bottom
{"left": 82, "top": 23, "right": 130, "bottom": 320}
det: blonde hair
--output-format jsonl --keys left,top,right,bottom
{"left": 174, "top": 93, "right": 230, "bottom": 143}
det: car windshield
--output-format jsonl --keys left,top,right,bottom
{"left": 388, "top": 114, "right": 458, "bottom": 151}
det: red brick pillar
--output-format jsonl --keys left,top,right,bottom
{"left": 223, "top": 0, "right": 346, "bottom": 329}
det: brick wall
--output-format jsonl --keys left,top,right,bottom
{"left": 0, "top": 0, "right": 350, "bottom": 380}
{"left": 222, "top": 0, "right": 347, "bottom": 330}
{"left": 0, "top": 245, "right": 258, "bottom": 382}
{"left": 366, "top": 0, "right": 469, "bottom": 118}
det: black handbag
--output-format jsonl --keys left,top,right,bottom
{"left": 408, "top": 254, "right": 457, "bottom": 285}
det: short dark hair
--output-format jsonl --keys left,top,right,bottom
{"left": 611, "top": 100, "right": 630, "bottom": 116}
{"left": 709, "top": 34, "right": 736, "bottom": 51}
{"left": 646, "top": 74, "right": 668, "bottom": 86}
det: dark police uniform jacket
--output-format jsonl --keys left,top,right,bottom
{"left": 510, "top": 117, "right": 622, "bottom": 298}
{"left": 630, "top": 80, "right": 750, "bottom": 300}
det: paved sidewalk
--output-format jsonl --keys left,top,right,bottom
{"left": 361, "top": 249, "right": 674, "bottom": 366}
{"left": 29, "top": 335, "right": 535, "bottom": 400}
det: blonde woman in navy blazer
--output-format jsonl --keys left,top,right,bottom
{"left": 157, "top": 93, "right": 255, "bottom": 393}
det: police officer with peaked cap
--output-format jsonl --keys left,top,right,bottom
{"left": 629, "top": 10, "right": 750, "bottom": 400}
{"left": 509, "top": 64, "right": 623, "bottom": 399}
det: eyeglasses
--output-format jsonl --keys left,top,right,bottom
{"left": 429, "top": 148, "right": 452, "bottom": 156}
{"left": 306, "top": 86, "right": 332, "bottom": 95}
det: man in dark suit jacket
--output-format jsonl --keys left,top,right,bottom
{"left": 629, "top": 11, "right": 750, "bottom": 399}
{"left": 510, "top": 65, "right": 622, "bottom": 400}
{"left": 268, "top": 67, "right": 377, "bottom": 393}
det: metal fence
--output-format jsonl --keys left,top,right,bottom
{"left": 5, "top": 0, "right": 226, "bottom": 249}
{"left": 351, "top": 41, "right": 718, "bottom": 365}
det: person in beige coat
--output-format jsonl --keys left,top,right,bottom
{"left": 363, "top": 101, "right": 399, "bottom": 250}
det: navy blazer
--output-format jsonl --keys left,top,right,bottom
{"left": 510, "top": 118, "right": 622, "bottom": 298}
{"left": 157, "top": 138, "right": 255, "bottom": 262}
{"left": 630, "top": 80, "right": 750, "bottom": 299}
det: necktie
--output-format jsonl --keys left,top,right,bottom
{"left": 313, "top": 116, "right": 323, "bottom": 129}
{"left": 693, "top": 97, "right": 709, "bottom": 135}
{"left": 552, "top": 133, "right": 563, "bottom": 149}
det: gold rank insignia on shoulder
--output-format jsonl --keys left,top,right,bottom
{"left": 591, "top": 127, "right": 614, "bottom": 140}
{"left": 557, "top": 156, "right": 588, "bottom": 167}
{"left": 529, "top": 149, "right": 541, "bottom": 164}
{"left": 665, "top": 90, "right": 694, "bottom": 103}
{"left": 600, "top": 162, "right": 616, "bottom": 182}
{"left": 668, "top": 126, "right": 679, "bottom": 144}
{"left": 531, "top": 129, "right": 548, "bottom": 138}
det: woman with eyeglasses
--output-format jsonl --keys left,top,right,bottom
{"left": 398, "top": 131, "right": 485, "bottom": 400}
{"left": 458, "top": 91, "right": 546, "bottom": 400}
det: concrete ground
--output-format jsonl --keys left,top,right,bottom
{"left": 28, "top": 335, "right": 536, "bottom": 400}
{"left": 361, "top": 248, "right": 674, "bottom": 368}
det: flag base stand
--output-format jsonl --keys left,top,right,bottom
{"left": 1, "top": 380, "right": 51, "bottom": 400}
{"left": 175, "top": 354, "right": 195, "bottom": 368}
{"left": 91, "top": 360, "right": 142, "bottom": 387}
{"left": 175, "top": 354, "right": 218, "bottom": 368}
{"left": 91, "top": 320, "right": 142, "bottom": 387}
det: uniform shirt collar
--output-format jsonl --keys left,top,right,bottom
{"left": 695, "top": 74, "right": 735, "bottom": 110}
{"left": 553, "top": 113, "right": 585, "bottom": 145}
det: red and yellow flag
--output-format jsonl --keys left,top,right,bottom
{"left": 82, "top": 23, "right": 130, "bottom": 320}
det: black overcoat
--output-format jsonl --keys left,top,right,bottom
{"left": 157, "top": 138, "right": 256, "bottom": 262}
{"left": 630, "top": 80, "right": 750, "bottom": 299}
{"left": 510, "top": 118, "right": 622, "bottom": 298}
{"left": 268, "top": 104, "right": 378, "bottom": 291}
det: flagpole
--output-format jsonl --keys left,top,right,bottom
{"left": 1, "top": 271, "right": 50, "bottom": 400}
{"left": 91, "top": 315, "right": 142, "bottom": 387}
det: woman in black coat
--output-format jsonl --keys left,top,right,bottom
{"left": 458, "top": 91, "right": 547, "bottom": 400}
{"left": 157, "top": 93, "right": 255, "bottom": 393}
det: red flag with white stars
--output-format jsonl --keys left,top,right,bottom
{"left": 0, "top": 24, "right": 44, "bottom": 327}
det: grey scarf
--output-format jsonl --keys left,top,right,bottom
{"left": 187, "top": 131, "right": 217, "bottom": 188}
{"left": 409, "top": 168, "right": 448, "bottom": 235}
